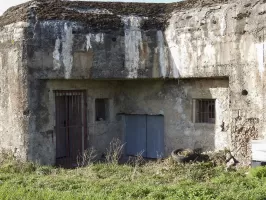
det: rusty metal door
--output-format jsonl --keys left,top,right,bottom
{"left": 55, "top": 90, "right": 87, "bottom": 168}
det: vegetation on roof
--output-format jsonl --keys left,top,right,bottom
{"left": 0, "top": 0, "right": 230, "bottom": 28}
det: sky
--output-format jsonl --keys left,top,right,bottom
{"left": 0, "top": 0, "right": 182, "bottom": 15}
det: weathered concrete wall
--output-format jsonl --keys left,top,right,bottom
{"left": 1, "top": 0, "right": 266, "bottom": 164}
{"left": 29, "top": 80, "right": 123, "bottom": 164}
{"left": 165, "top": 0, "right": 266, "bottom": 161}
{"left": 25, "top": 17, "right": 163, "bottom": 163}
{"left": 27, "top": 19, "right": 162, "bottom": 79}
{"left": 0, "top": 22, "right": 29, "bottom": 160}
{"left": 31, "top": 79, "right": 228, "bottom": 165}
{"left": 25, "top": 0, "right": 266, "bottom": 163}
{"left": 119, "top": 79, "right": 230, "bottom": 155}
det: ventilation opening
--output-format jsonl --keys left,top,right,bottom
{"left": 193, "top": 99, "right": 216, "bottom": 124}
{"left": 95, "top": 98, "right": 109, "bottom": 121}
{"left": 242, "top": 90, "right": 248, "bottom": 96}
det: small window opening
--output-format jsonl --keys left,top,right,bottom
{"left": 95, "top": 99, "right": 109, "bottom": 121}
{"left": 194, "top": 99, "right": 216, "bottom": 124}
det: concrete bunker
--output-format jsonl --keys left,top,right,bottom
{"left": 32, "top": 78, "right": 229, "bottom": 166}
{"left": 0, "top": 0, "right": 265, "bottom": 166}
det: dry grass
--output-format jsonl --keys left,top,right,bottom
{"left": 105, "top": 138, "right": 125, "bottom": 165}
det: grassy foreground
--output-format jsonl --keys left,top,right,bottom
{"left": 0, "top": 158, "right": 265, "bottom": 200}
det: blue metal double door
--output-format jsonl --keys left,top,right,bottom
{"left": 125, "top": 115, "right": 164, "bottom": 158}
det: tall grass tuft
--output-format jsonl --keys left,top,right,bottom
{"left": 105, "top": 138, "right": 125, "bottom": 165}
{"left": 77, "top": 147, "right": 97, "bottom": 167}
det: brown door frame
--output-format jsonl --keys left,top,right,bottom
{"left": 54, "top": 90, "right": 87, "bottom": 167}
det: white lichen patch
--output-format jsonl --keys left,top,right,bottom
{"left": 86, "top": 34, "right": 92, "bottom": 51}
{"left": 122, "top": 16, "right": 144, "bottom": 78}
{"left": 53, "top": 38, "right": 61, "bottom": 70}
{"left": 165, "top": 19, "right": 181, "bottom": 78}
{"left": 62, "top": 23, "right": 74, "bottom": 79}
{"left": 157, "top": 31, "right": 167, "bottom": 78}
{"left": 256, "top": 42, "right": 265, "bottom": 78}
{"left": 86, "top": 33, "right": 104, "bottom": 51}
{"left": 95, "top": 33, "right": 104, "bottom": 44}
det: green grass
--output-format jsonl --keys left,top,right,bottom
{"left": 0, "top": 159, "right": 265, "bottom": 200}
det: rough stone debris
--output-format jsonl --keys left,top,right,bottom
{"left": 0, "top": 0, "right": 265, "bottom": 166}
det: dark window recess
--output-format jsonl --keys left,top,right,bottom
{"left": 242, "top": 89, "right": 248, "bottom": 96}
{"left": 95, "top": 99, "right": 109, "bottom": 121}
{"left": 195, "top": 99, "right": 216, "bottom": 124}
